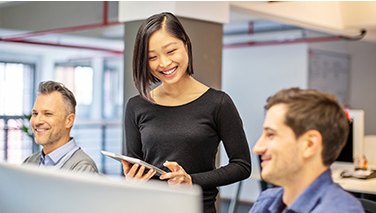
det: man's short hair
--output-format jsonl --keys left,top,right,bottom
{"left": 265, "top": 87, "right": 349, "bottom": 166}
{"left": 37, "top": 81, "right": 76, "bottom": 114}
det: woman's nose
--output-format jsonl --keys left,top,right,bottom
{"left": 159, "top": 55, "right": 171, "bottom": 68}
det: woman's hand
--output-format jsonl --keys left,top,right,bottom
{"left": 160, "top": 161, "right": 192, "bottom": 186}
{"left": 122, "top": 160, "right": 156, "bottom": 183}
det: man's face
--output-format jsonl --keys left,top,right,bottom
{"left": 253, "top": 104, "right": 304, "bottom": 186}
{"left": 30, "top": 91, "right": 72, "bottom": 153}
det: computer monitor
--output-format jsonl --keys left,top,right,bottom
{"left": 336, "top": 119, "right": 354, "bottom": 162}
{"left": 0, "top": 162, "right": 202, "bottom": 213}
{"left": 336, "top": 109, "right": 365, "bottom": 163}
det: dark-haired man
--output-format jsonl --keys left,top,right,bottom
{"left": 249, "top": 88, "right": 364, "bottom": 213}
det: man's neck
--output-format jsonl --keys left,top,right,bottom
{"left": 282, "top": 166, "right": 328, "bottom": 206}
{"left": 42, "top": 136, "right": 72, "bottom": 155}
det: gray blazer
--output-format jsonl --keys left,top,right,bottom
{"left": 23, "top": 148, "right": 99, "bottom": 173}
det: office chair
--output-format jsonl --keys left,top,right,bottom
{"left": 359, "top": 198, "right": 376, "bottom": 213}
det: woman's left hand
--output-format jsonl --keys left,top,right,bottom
{"left": 160, "top": 161, "right": 192, "bottom": 186}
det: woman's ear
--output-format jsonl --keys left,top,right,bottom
{"left": 301, "top": 129, "right": 322, "bottom": 159}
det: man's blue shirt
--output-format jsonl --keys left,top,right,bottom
{"left": 249, "top": 169, "right": 364, "bottom": 213}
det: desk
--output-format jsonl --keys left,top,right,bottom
{"left": 331, "top": 162, "right": 376, "bottom": 195}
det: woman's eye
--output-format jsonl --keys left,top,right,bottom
{"left": 148, "top": 56, "right": 156, "bottom": 60}
{"left": 167, "top": 49, "right": 176, "bottom": 54}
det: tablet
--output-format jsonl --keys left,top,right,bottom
{"left": 101, "top": 150, "right": 166, "bottom": 176}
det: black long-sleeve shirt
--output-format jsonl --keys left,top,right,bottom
{"left": 124, "top": 88, "right": 251, "bottom": 212}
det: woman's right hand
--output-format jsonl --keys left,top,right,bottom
{"left": 122, "top": 160, "right": 156, "bottom": 183}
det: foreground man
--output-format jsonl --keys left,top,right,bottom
{"left": 249, "top": 88, "right": 364, "bottom": 213}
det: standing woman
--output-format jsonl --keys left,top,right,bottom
{"left": 122, "top": 12, "right": 251, "bottom": 213}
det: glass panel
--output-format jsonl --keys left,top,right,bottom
{"left": 0, "top": 63, "right": 23, "bottom": 115}
{"left": 103, "top": 58, "right": 123, "bottom": 119}
{"left": 55, "top": 65, "right": 93, "bottom": 118}
{"left": 0, "top": 62, "right": 35, "bottom": 163}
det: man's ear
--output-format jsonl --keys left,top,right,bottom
{"left": 65, "top": 113, "right": 75, "bottom": 129}
{"left": 301, "top": 129, "right": 322, "bottom": 158}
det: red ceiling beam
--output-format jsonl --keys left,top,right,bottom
{"left": 0, "top": 1, "right": 123, "bottom": 54}
{"left": 223, "top": 35, "right": 342, "bottom": 49}
{"left": 1, "top": 39, "right": 123, "bottom": 55}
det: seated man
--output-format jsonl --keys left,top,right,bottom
{"left": 249, "top": 88, "right": 364, "bottom": 213}
{"left": 23, "top": 81, "right": 98, "bottom": 173}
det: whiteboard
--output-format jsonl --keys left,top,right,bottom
{"left": 308, "top": 49, "right": 350, "bottom": 106}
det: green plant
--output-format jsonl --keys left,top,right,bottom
{"left": 21, "top": 114, "right": 34, "bottom": 139}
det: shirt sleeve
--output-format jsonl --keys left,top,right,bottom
{"left": 190, "top": 93, "right": 252, "bottom": 189}
{"left": 124, "top": 98, "right": 144, "bottom": 159}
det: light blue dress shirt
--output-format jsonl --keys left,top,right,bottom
{"left": 40, "top": 138, "right": 79, "bottom": 169}
{"left": 249, "top": 169, "right": 365, "bottom": 213}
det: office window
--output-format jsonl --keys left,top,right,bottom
{"left": 53, "top": 58, "right": 123, "bottom": 175}
{"left": 103, "top": 58, "right": 123, "bottom": 119}
{"left": 0, "top": 61, "right": 35, "bottom": 164}
{"left": 55, "top": 64, "right": 94, "bottom": 118}
{"left": 0, "top": 62, "right": 34, "bottom": 116}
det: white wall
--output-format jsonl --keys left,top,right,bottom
{"left": 220, "top": 39, "right": 376, "bottom": 203}
{"left": 220, "top": 43, "right": 308, "bottom": 202}
{"left": 309, "top": 40, "right": 376, "bottom": 135}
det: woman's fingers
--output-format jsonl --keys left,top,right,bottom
{"left": 122, "top": 160, "right": 156, "bottom": 182}
{"left": 160, "top": 161, "right": 192, "bottom": 186}
{"left": 122, "top": 160, "right": 131, "bottom": 175}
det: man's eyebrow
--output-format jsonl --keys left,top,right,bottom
{"left": 32, "top": 109, "right": 53, "bottom": 113}
{"left": 264, "top": 127, "right": 276, "bottom": 132}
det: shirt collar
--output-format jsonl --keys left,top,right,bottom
{"left": 286, "top": 169, "right": 333, "bottom": 212}
{"left": 40, "top": 138, "right": 77, "bottom": 166}
{"left": 268, "top": 190, "right": 286, "bottom": 213}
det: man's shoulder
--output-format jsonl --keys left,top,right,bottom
{"left": 23, "top": 152, "right": 41, "bottom": 164}
{"left": 249, "top": 187, "right": 283, "bottom": 213}
{"left": 315, "top": 183, "right": 364, "bottom": 212}
{"left": 63, "top": 148, "right": 99, "bottom": 173}
{"left": 69, "top": 149, "right": 96, "bottom": 164}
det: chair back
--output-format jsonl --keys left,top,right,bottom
{"left": 359, "top": 198, "right": 376, "bottom": 213}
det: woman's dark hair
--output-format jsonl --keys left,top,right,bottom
{"left": 38, "top": 80, "right": 76, "bottom": 115}
{"left": 133, "top": 12, "right": 194, "bottom": 101}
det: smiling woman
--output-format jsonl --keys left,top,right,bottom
{"left": 122, "top": 12, "right": 252, "bottom": 213}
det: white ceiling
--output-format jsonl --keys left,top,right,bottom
{"left": 229, "top": 1, "right": 376, "bottom": 43}
{"left": 0, "top": 1, "right": 376, "bottom": 56}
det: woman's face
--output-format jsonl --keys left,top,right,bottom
{"left": 147, "top": 29, "right": 189, "bottom": 85}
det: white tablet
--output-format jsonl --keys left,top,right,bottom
{"left": 101, "top": 150, "right": 166, "bottom": 176}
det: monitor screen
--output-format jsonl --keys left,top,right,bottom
{"left": 336, "top": 109, "right": 365, "bottom": 163}
{"left": 336, "top": 119, "right": 354, "bottom": 163}
{"left": 0, "top": 162, "right": 202, "bottom": 213}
